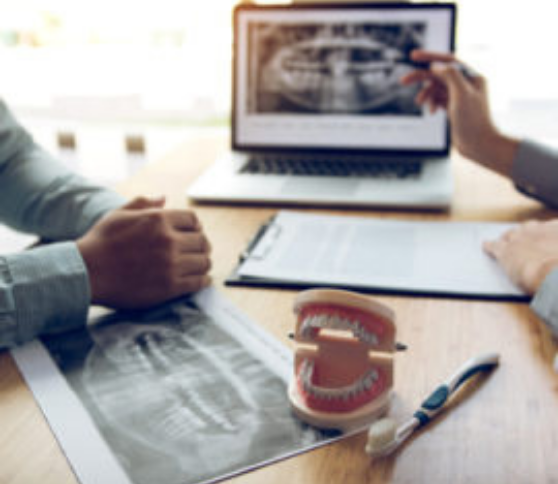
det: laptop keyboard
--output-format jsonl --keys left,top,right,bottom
{"left": 240, "top": 154, "right": 423, "bottom": 179}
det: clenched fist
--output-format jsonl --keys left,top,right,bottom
{"left": 77, "top": 196, "right": 211, "bottom": 309}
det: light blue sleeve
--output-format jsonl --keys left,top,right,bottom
{"left": 531, "top": 269, "right": 558, "bottom": 338}
{"left": 0, "top": 99, "right": 125, "bottom": 239}
{"left": 0, "top": 242, "right": 90, "bottom": 348}
{"left": 512, "top": 139, "right": 558, "bottom": 208}
{"left": 0, "top": 100, "right": 125, "bottom": 348}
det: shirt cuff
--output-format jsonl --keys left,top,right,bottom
{"left": 512, "top": 139, "right": 558, "bottom": 208}
{"left": 0, "top": 241, "right": 90, "bottom": 347}
{"left": 531, "top": 268, "right": 558, "bottom": 338}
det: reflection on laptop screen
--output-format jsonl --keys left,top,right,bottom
{"left": 234, "top": 4, "right": 455, "bottom": 153}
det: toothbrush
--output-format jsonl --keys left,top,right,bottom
{"left": 365, "top": 352, "right": 500, "bottom": 458}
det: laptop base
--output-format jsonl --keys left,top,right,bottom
{"left": 188, "top": 152, "right": 453, "bottom": 210}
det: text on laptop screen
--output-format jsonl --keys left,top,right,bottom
{"left": 234, "top": 4, "right": 455, "bottom": 152}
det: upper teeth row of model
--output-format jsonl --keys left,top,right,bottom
{"left": 300, "top": 313, "right": 379, "bottom": 345}
{"left": 298, "top": 359, "right": 379, "bottom": 401}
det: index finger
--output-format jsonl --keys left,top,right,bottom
{"left": 411, "top": 49, "right": 457, "bottom": 64}
{"left": 483, "top": 228, "right": 514, "bottom": 258}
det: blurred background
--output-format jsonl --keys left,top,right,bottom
{"left": 1, "top": 0, "right": 557, "bottom": 184}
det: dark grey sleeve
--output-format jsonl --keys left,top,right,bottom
{"left": 531, "top": 269, "right": 558, "bottom": 338}
{"left": 511, "top": 139, "right": 558, "bottom": 208}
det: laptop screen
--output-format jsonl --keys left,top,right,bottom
{"left": 233, "top": 3, "right": 456, "bottom": 155}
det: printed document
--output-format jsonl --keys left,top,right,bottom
{"left": 236, "top": 211, "right": 525, "bottom": 299}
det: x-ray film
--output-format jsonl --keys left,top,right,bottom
{"left": 12, "top": 288, "right": 339, "bottom": 484}
{"left": 234, "top": 5, "right": 454, "bottom": 150}
{"left": 248, "top": 22, "right": 425, "bottom": 116}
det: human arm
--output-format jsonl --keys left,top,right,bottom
{"left": 483, "top": 220, "right": 558, "bottom": 336}
{"left": 400, "top": 51, "right": 558, "bottom": 208}
{"left": 400, "top": 50, "right": 518, "bottom": 176}
{"left": 511, "top": 140, "right": 558, "bottom": 208}
{"left": 0, "top": 99, "right": 126, "bottom": 348}
{"left": 0, "top": 197, "right": 212, "bottom": 349}
{"left": 0, "top": 99, "right": 125, "bottom": 239}
{"left": 0, "top": 101, "right": 211, "bottom": 348}
{"left": 530, "top": 270, "right": 558, "bottom": 338}
{"left": 0, "top": 243, "right": 91, "bottom": 347}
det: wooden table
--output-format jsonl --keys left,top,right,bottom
{"left": 1, "top": 133, "right": 557, "bottom": 484}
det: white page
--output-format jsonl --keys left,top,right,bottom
{"left": 238, "top": 211, "right": 524, "bottom": 298}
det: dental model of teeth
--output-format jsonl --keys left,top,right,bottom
{"left": 288, "top": 289, "right": 397, "bottom": 431}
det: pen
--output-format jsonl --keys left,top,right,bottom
{"left": 240, "top": 215, "right": 276, "bottom": 262}
{"left": 409, "top": 59, "right": 479, "bottom": 81}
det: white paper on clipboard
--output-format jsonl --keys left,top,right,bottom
{"left": 236, "top": 211, "right": 525, "bottom": 299}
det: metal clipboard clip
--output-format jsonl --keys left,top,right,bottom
{"left": 240, "top": 215, "right": 282, "bottom": 262}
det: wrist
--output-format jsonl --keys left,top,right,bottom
{"left": 77, "top": 237, "right": 102, "bottom": 305}
{"left": 475, "top": 130, "right": 520, "bottom": 179}
{"left": 529, "top": 259, "right": 558, "bottom": 294}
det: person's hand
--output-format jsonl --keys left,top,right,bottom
{"left": 400, "top": 50, "right": 519, "bottom": 177}
{"left": 484, "top": 220, "right": 558, "bottom": 294}
{"left": 77, "top": 196, "right": 212, "bottom": 309}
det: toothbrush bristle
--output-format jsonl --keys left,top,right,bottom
{"left": 365, "top": 417, "right": 398, "bottom": 456}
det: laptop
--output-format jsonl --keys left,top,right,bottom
{"left": 188, "top": 2, "right": 456, "bottom": 209}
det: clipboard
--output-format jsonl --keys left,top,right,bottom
{"left": 227, "top": 214, "right": 291, "bottom": 290}
{"left": 225, "top": 211, "right": 529, "bottom": 302}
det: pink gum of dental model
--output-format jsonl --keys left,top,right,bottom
{"left": 288, "top": 289, "right": 396, "bottom": 431}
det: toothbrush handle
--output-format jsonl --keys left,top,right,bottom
{"left": 413, "top": 352, "right": 499, "bottom": 428}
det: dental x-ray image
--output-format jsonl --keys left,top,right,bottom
{"left": 248, "top": 21, "right": 425, "bottom": 115}
{"left": 39, "top": 294, "right": 335, "bottom": 484}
